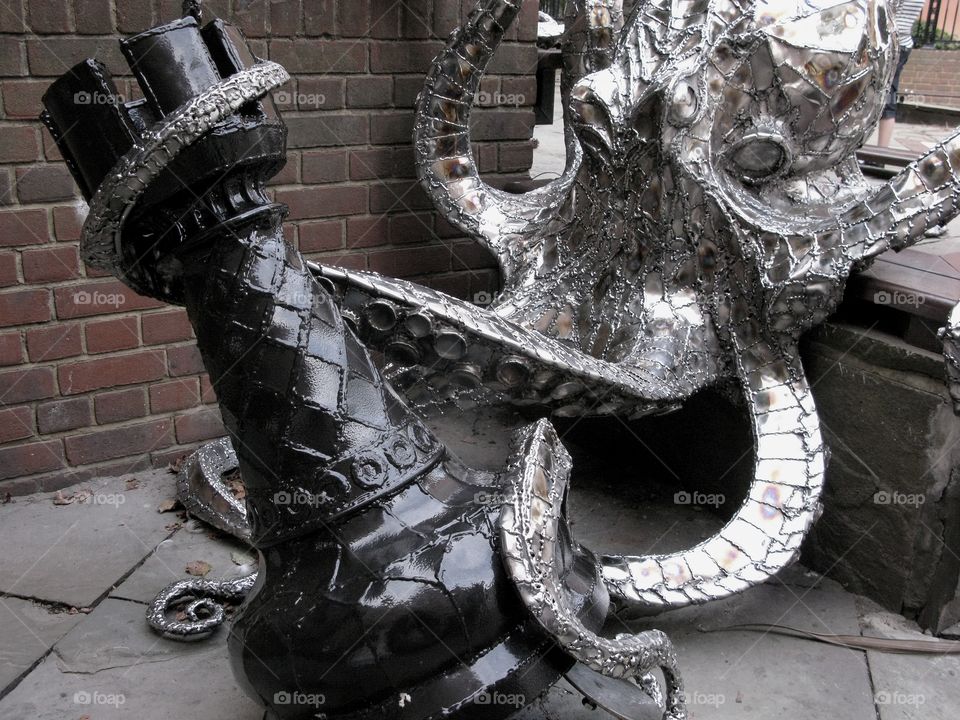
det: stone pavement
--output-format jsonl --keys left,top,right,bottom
{"left": 1, "top": 409, "right": 958, "bottom": 720}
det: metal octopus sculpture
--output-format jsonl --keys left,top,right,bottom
{"left": 38, "top": 0, "right": 960, "bottom": 718}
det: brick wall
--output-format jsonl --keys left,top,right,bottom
{"left": 0, "top": 0, "right": 540, "bottom": 494}
{"left": 900, "top": 48, "right": 960, "bottom": 110}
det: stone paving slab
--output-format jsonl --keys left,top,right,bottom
{"left": 0, "top": 597, "right": 84, "bottom": 695}
{"left": 0, "top": 637, "right": 257, "bottom": 720}
{"left": 0, "top": 469, "right": 176, "bottom": 608}
{"left": 859, "top": 599, "right": 960, "bottom": 720}
{"left": 621, "top": 572, "right": 876, "bottom": 719}
{"left": 53, "top": 597, "right": 223, "bottom": 674}
{"left": 110, "top": 519, "right": 253, "bottom": 605}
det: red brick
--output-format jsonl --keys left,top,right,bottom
{"left": 368, "top": 0, "right": 402, "bottom": 38}
{"left": 369, "top": 180, "right": 432, "bottom": 213}
{"left": 53, "top": 280, "right": 164, "bottom": 319}
{"left": 337, "top": 0, "right": 371, "bottom": 36}
{"left": 299, "top": 220, "right": 344, "bottom": 253}
{"left": 369, "top": 41, "right": 444, "bottom": 74}
{"left": 15, "top": 165, "right": 75, "bottom": 203}
{"left": 389, "top": 213, "right": 436, "bottom": 244}
{"left": 297, "top": 77, "right": 345, "bottom": 109}
{"left": 0, "top": 366, "right": 56, "bottom": 403}
{"left": 37, "top": 397, "right": 91, "bottom": 434}
{"left": 349, "top": 147, "right": 394, "bottom": 181}
{"left": 115, "top": 0, "right": 155, "bottom": 33}
{"left": 0, "top": 125, "right": 39, "bottom": 163}
{"left": 0, "top": 0, "right": 24, "bottom": 33}
{"left": 0, "top": 439, "right": 66, "bottom": 481}
{"left": 368, "top": 244, "right": 452, "bottom": 278}
{"left": 149, "top": 378, "right": 200, "bottom": 413}
{"left": 75, "top": 0, "right": 114, "bottom": 34}
{"left": 0, "top": 38, "right": 24, "bottom": 76}
{"left": 304, "top": 0, "right": 336, "bottom": 35}
{"left": 269, "top": 39, "right": 367, "bottom": 74}
{"left": 0, "top": 209, "right": 48, "bottom": 247}
{"left": 25, "top": 323, "right": 81, "bottom": 361}
{"left": 370, "top": 112, "right": 414, "bottom": 145}
{"left": 302, "top": 149, "right": 349, "bottom": 184}
{"left": 85, "top": 316, "right": 140, "bottom": 354}
{"left": 21, "top": 244, "right": 80, "bottom": 282}
{"left": 346, "top": 215, "right": 390, "bottom": 248}
{"left": 400, "top": 0, "right": 433, "bottom": 39}
{"left": 394, "top": 76, "right": 425, "bottom": 107}
{"left": 346, "top": 76, "right": 393, "bottom": 108}
{"left": 167, "top": 344, "right": 204, "bottom": 377}
{"left": 285, "top": 114, "right": 369, "bottom": 148}
{"left": 175, "top": 408, "right": 226, "bottom": 443}
{"left": 58, "top": 350, "right": 167, "bottom": 395}
{"left": 27, "top": 2, "right": 72, "bottom": 33}
{"left": 1, "top": 80, "right": 47, "bottom": 118}
{"left": 0, "top": 406, "right": 34, "bottom": 444}
{"left": 0, "top": 252, "right": 16, "bottom": 287}
{"left": 0, "top": 332, "right": 21, "bottom": 365}
{"left": 64, "top": 420, "right": 174, "bottom": 465}
{"left": 270, "top": 0, "right": 302, "bottom": 35}
{"left": 0, "top": 289, "right": 51, "bottom": 327}
{"left": 94, "top": 387, "right": 148, "bottom": 424}
{"left": 276, "top": 185, "right": 368, "bottom": 220}
{"left": 200, "top": 374, "right": 218, "bottom": 404}
{"left": 141, "top": 309, "right": 193, "bottom": 345}
{"left": 52, "top": 205, "right": 82, "bottom": 242}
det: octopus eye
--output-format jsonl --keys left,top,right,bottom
{"left": 726, "top": 133, "right": 791, "bottom": 182}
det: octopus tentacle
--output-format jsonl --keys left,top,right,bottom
{"left": 560, "top": 0, "right": 625, "bottom": 91}
{"left": 147, "top": 572, "right": 258, "bottom": 640}
{"left": 601, "top": 337, "right": 825, "bottom": 611}
{"left": 500, "top": 419, "right": 686, "bottom": 720}
{"left": 415, "top": 0, "right": 582, "bottom": 283}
